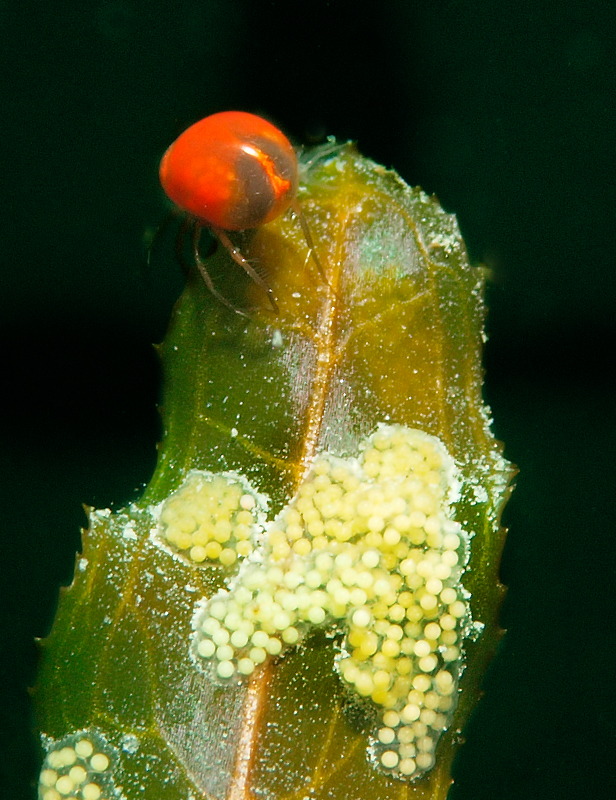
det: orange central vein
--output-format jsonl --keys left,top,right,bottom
{"left": 225, "top": 211, "right": 342, "bottom": 798}
{"left": 297, "top": 270, "right": 340, "bottom": 480}
{"left": 227, "top": 661, "right": 275, "bottom": 800}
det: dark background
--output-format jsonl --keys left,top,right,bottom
{"left": 2, "top": 1, "right": 615, "bottom": 798}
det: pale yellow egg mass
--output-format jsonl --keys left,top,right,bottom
{"left": 38, "top": 731, "right": 120, "bottom": 800}
{"left": 191, "top": 425, "right": 472, "bottom": 780}
{"left": 158, "top": 471, "right": 264, "bottom": 566}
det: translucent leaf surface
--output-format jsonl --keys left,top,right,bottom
{"left": 34, "top": 144, "right": 514, "bottom": 800}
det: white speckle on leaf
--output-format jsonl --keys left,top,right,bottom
{"left": 122, "top": 525, "right": 137, "bottom": 541}
{"left": 120, "top": 733, "right": 140, "bottom": 754}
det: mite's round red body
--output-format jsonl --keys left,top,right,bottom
{"left": 159, "top": 111, "right": 299, "bottom": 231}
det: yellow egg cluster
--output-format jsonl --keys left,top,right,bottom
{"left": 38, "top": 732, "right": 119, "bottom": 800}
{"left": 192, "top": 425, "right": 471, "bottom": 779}
{"left": 158, "top": 471, "right": 263, "bottom": 565}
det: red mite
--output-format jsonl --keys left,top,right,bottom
{"left": 159, "top": 111, "right": 322, "bottom": 313}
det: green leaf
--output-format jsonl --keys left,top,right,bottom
{"left": 34, "top": 143, "right": 513, "bottom": 800}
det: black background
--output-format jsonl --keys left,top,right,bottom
{"left": 2, "top": 1, "right": 615, "bottom": 798}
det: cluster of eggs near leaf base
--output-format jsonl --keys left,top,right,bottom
{"left": 192, "top": 425, "right": 471, "bottom": 779}
{"left": 38, "top": 731, "right": 120, "bottom": 800}
{"left": 158, "top": 471, "right": 263, "bottom": 565}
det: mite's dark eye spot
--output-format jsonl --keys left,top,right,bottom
{"left": 229, "top": 151, "right": 276, "bottom": 229}
{"left": 251, "top": 136, "right": 298, "bottom": 186}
